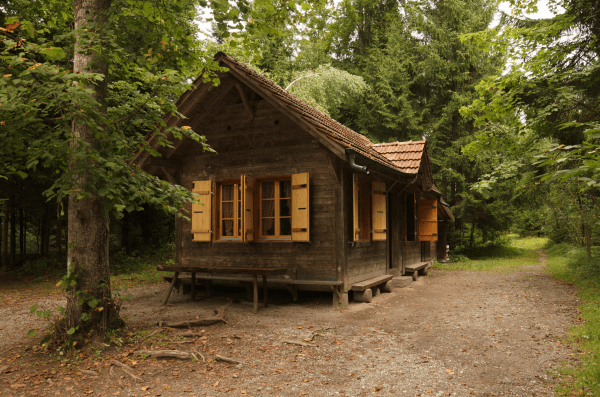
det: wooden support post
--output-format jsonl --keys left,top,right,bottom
{"left": 252, "top": 275, "right": 258, "bottom": 314}
{"left": 286, "top": 284, "right": 298, "bottom": 301}
{"left": 332, "top": 286, "right": 348, "bottom": 307}
{"left": 262, "top": 275, "right": 268, "bottom": 307}
{"left": 191, "top": 272, "right": 196, "bottom": 301}
{"left": 162, "top": 272, "right": 179, "bottom": 305}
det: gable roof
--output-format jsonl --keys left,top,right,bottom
{"left": 136, "top": 52, "right": 432, "bottom": 178}
{"left": 214, "top": 52, "right": 408, "bottom": 173}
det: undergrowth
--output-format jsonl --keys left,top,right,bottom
{"left": 544, "top": 244, "right": 600, "bottom": 396}
{"left": 0, "top": 247, "right": 171, "bottom": 304}
{"left": 434, "top": 236, "right": 547, "bottom": 272}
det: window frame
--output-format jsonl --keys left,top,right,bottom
{"left": 258, "top": 177, "right": 293, "bottom": 241}
{"left": 214, "top": 179, "right": 243, "bottom": 241}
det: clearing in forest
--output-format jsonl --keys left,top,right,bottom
{"left": 0, "top": 238, "right": 589, "bottom": 396}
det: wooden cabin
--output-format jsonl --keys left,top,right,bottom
{"left": 134, "top": 52, "right": 454, "bottom": 307}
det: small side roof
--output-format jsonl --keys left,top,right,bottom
{"left": 370, "top": 140, "right": 427, "bottom": 174}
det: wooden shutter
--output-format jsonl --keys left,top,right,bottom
{"left": 418, "top": 199, "right": 438, "bottom": 241}
{"left": 353, "top": 174, "right": 360, "bottom": 242}
{"left": 291, "top": 172, "right": 310, "bottom": 242}
{"left": 241, "top": 175, "right": 255, "bottom": 242}
{"left": 372, "top": 182, "right": 387, "bottom": 241}
{"left": 191, "top": 180, "right": 212, "bottom": 242}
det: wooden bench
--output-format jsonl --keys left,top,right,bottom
{"left": 350, "top": 275, "right": 394, "bottom": 303}
{"left": 157, "top": 265, "right": 290, "bottom": 314}
{"left": 162, "top": 275, "right": 342, "bottom": 302}
{"left": 158, "top": 266, "right": 343, "bottom": 313}
{"left": 351, "top": 275, "right": 394, "bottom": 291}
{"left": 404, "top": 261, "right": 431, "bottom": 281}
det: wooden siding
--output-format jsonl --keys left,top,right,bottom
{"left": 343, "top": 169, "right": 387, "bottom": 284}
{"left": 175, "top": 98, "right": 340, "bottom": 282}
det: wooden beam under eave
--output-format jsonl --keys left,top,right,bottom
{"left": 148, "top": 156, "right": 183, "bottom": 171}
{"left": 165, "top": 136, "right": 187, "bottom": 159}
{"left": 160, "top": 167, "right": 177, "bottom": 185}
{"left": 235, "top": 83, "right": 254, "bottom": 120}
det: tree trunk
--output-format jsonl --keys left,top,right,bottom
{"left": 56, "top": 217, "right": 62, "bottom": 257}
{"left": 19, "top": 207, "right": 24, "bottom": 259}
{"left": 2, "top": 200, "right": 7, "bottom": 270}
{"left": 67, "top": 0, "right": 119, "bottom": 333}
{"left": 121, "top": 211, "right": 130, "bottom": 255}
{"left": 469, "top": 221, "right": 475, "bottom": 248}
{"left": 43, "top": 206, "right": 50, "bottom": 257}
{"left": 10, "top": 195, "right": 15, "bottom": 266}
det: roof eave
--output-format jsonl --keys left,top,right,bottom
{"left": 345, "top": 148, "right": 415, "bottom": 180}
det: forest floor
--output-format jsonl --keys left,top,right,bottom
{"left": 0, "top": 239, "right": 590, "bottom": 397}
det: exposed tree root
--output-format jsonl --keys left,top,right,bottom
{"left": 214, "top": 354, "right": 243, "bottom": 365}
{"left": 158, "top": 304, "right": 230, "bottom": 328}
{"left": 134, "top": 349, "right": 193, "bottom": 359}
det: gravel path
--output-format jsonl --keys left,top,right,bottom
{"left": 0, "top": 254, "right": 582, "bottom": 396}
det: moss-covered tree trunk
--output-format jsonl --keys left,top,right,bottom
{"left": 67, "top": 0, "right": 120, "bottom": 332}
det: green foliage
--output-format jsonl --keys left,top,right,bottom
{"left": 285, "top": 64, "right": 368, "bottom": 116}
{"left": 545, "top": 244, "right": 600, "bottom": 396}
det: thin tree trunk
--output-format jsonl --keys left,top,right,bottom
{"left": 469, "top": 221, "right": 475, "bottom": 248}
{"left": 44, "top": 208, "right": 51, "bottom": 257}
{"left": 2, "top": 200, "right": 7, "bottom": 270}
{"left": 56, "top": 217, "right": 62, "bottom": 257}
{"left": 10, "top": 196, "right": 15, "bottom": 266}
{"left": 36, "top": 216, "right": 41, "bottom": 255}
{"left": 67, "top": 0, "right": 119, "bottom": 332}
{"left": 19, "top": 207, "right": 24, "bottom": 259}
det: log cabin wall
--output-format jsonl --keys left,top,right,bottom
{"left": 175, "top": 96, "right": 341, "bottom": 282}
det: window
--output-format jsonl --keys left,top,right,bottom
{"left": 190, "top": 172, "right": 309, "bottom": 243}
{"left": 353, "top": 175, "right": 387, "bottom": 242}
{"left": 260, "top": 179, "right": 292, "bottom": 239}
{"left": 218, "top": 182, "right": 242, "bottom": 239}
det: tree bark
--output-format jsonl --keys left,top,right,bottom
{"left": 10, "top": 195, "right": 15, "bottom": 266}
{"left": 56, "top": 216, "right": 62, "bottom": 257}
{"left": 43, "top": 205, "right": 50, "bottom": 257}
{"left": 67, "top": 0, "right": 118, "bottom": 332}
{"left": 2, "top": 200, "right": 7, "bottom": 270}
{"left": 19, "top": 207, "right": 24, "bottom": 259}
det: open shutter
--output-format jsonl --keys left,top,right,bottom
{"left": 191, "top": 180, "right": 212, "bottom": 242}
{"left": 372, "top": 182, "right": 387, "bottom": 241}
{"left": 353, "top": 174, "right": 360, "bottom": 242}
{"left": 418, "top": 199, "right": 438, "bottom": 241}
{"left": 291, "top": 172, "right": 310, "bottom": 242}
{"left": 241, "top": 175, "right": 255, "bottom": 242}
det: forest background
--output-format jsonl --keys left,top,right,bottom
{"left": 1, "top": 0, "right": 599, "bottom": 284}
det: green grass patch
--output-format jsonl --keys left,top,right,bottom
{"left": 433, "top": 236, "right": 547, "bottom": 272}
{"left": 545, "top": 245, "right": 600, "bottom": 396}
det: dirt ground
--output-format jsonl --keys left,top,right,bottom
{"left": 0, "top": 254, "right": 584, "bottom": 397}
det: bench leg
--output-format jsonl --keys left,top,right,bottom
{"left": 162, "top": 272, "right": 179, "bottom": 305}
{"left": 253, "top": 275, "right": 258, "bottom": 314}
{"left": 411, "top": 271, "right": 418, "bottom": 281}
{"left": 191, "top": 272, "right": 196, "bottom": 301}
{"left": 262, "top": 275, "right": 268, "bottom": 307}
{"left": 286, "top": 284, "right": 298, "bottom": 301}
